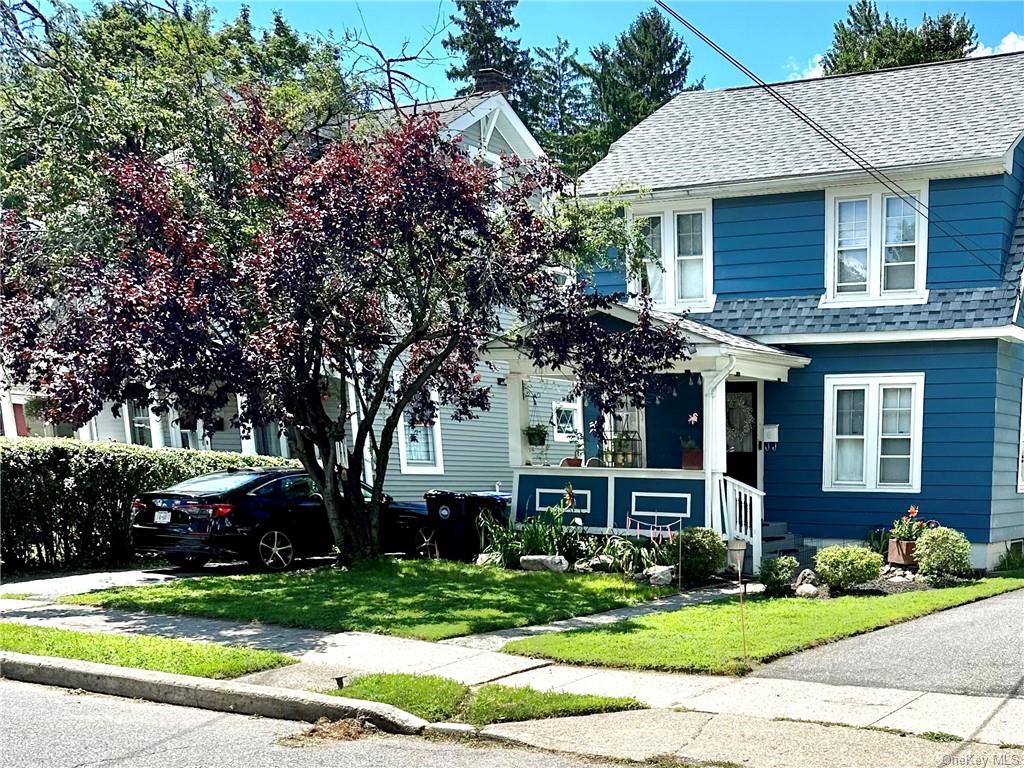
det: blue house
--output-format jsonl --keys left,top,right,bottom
{"left": 497, "top": 54, "right": 1024, "bottom": 571}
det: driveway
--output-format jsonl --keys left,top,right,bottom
{"left": 754, "top": 588, "right": 1024, "bottom": 698}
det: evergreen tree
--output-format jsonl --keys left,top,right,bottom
{"left": 581, "top": 9, "right": 703, "bottom": 162}
{"left": 443, "top": 0, "right": 533, "bottom": 120}
{"left": 821, "top": 0, "right": 976, "bottom": 75}
{"left": 530, "top": 38, "right": 592, "bottom": 175}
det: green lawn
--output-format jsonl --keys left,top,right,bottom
{"left": 65, "top": 559, "right": 669, "bottom": 641}
{"left": 0, "top": 622, "right": 294, "bottom": 679}
{"left": 328, "top": 672, "right": 643, "bottom": 725}
{"left": 503, "top": 573, "right": 1024, "bottom": 675}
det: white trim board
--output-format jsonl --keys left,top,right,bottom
{"left": 629, "top": 491, "right": 691, "bottom": 519}
{"left": 756, "top": 326, "right": 1024, "bottom": 346}
{"left": 534, "top": 488, "right": 591, "bottom": 515}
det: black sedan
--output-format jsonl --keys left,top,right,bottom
{"left": 130, "top": 467, "right": 431, "bottom": 570}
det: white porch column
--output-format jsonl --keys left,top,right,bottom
{"left": 236, "top": 394, "right": 258, "bottom": 456}
{"left": 1, "top": 392, "right": 19, "bottom": 438}
{"left": 506, "top": 373, "right": 529, "bottom": 467}
{"left": 702, "top": 356, "right": 736, "bottom": 532}
{"left": 148, "top": 409, "right": 166, "bottom": 449}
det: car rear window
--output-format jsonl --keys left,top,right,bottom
{"left": 166, "top": 472, "right": 262, "bottom": 494}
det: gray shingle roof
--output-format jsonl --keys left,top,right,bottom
{"left": 691, "top": 200, "right": 1024, "bottom": 336}
{"left": 580, "top": 53, "right": 1024, "bottom": 196}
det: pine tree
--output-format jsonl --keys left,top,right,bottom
{"left": 581, "top": 9, "right": 703, "bottom": 162}
{"left": 821, "top": 0, "right": 976, "bottom": 75}
{"left": 443, "top": 0, "right": 533, "bottom": 120}
{"left": 530, "top": 38, "right": 593, "bottom": 175}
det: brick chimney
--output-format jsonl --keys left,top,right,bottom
{"left": 473, "top": 68, "right": 510, "bottom": 94}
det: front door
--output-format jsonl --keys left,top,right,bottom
{"left": 725, "top": 382, "right": 758, "bottom": 488}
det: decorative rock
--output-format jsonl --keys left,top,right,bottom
{"left": 573, "top": 554, "right": 615, "bottom": 573}
{"left": 889, "top": 575, "right": 907, "bottom": 583}
{"left": 519, "top": 555, "right": 569, "bottom": 573}
{"left": 645, "top": 565, "right": 676, "bottom": 586}
{"left": 795, "top": 583, "right": 819, "bottom": 598}
{"left": 795, "top": 569, "right": 818, "bottom": 587}
{"left": 475, "top": 552, "right": 502, "bottom": 567}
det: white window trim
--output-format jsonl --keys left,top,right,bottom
{"left": 396, "top": 392, "right": 445, "bottom": 475}
{"left": 552, "top": 399, "right": 583, "bottom": 443}
{"left": 822, "top": 373, "right": 925, "bottom": 493}
{"left": 629, "top": 199, "right": 716, "bottom": 313}
{"left": 821, "top": 182, "right": 929, "bottom": 308}
{"left": 1017, "top": 380, "right": 1024, "bottom": 493}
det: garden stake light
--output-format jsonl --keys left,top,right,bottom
{"left": 726, "top": 538, "right": 749, "bottom": 662}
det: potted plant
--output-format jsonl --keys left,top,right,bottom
{"left": 522, "top": 423, "right": 549, "bottom": 447}
{"left": 611, "top": 433, "right": 631, "bottom": 466}
{"left": 563, "top": 430, "right": 584, "bottom": 467}
{"left": 680, "top": 412, "right": 702, "bottom": 469}
{"left": 887, "top": 506, "right": 938, "bottom": 565}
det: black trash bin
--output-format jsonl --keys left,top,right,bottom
{"left": 423, "top": 489, "right": 512, "bottom": 561}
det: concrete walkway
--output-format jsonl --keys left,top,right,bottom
{"left": 441, "top": 581, "right": 763, "bottom": 651}
{"left": 3, "top": 597, "right": 1022, "bottom": 744}
{"left": 482, "top": 708, "right": 1024, "bottom": 767}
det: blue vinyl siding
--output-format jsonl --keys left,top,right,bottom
{"left": 764, "top": 340, "right": 998, "bottom": 544}
{"left": 713, "top": 191, "right": 825, "bottom": 298}
{"left": 991, "top": 341, "right": 1024, "bottom": 543}
{"left": 645, "top": 375, "right": 702, "bottom": 468}
{"left": 927, "top": 166, "right": 1022, "bottom": 288}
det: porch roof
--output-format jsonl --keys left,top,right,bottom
{"left": 487, "top": 303, "right": 811, "bottom": 382}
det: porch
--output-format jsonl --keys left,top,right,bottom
{"left": 491, "top": 306, "right": 812, "bottom": 574}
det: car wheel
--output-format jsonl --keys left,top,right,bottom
{"left": 252, "top": 529, "right": 296, "bottom": 571}
{"left": 414, "top": 526, "right": 441, "bottom": 559}
{"left": 165, "top": 554, "right": 209, "bottom": 570}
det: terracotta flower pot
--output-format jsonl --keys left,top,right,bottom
{"left": 682, "top": 448, "right": 703, "bottom": 470}
{"left": 888, "top": 539, "right": 917, "bottom": 566}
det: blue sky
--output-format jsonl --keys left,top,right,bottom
{"left": 196, "top": 0, "right": 1024, "bottom": 99}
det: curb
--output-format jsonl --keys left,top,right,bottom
{"left": 0, "top": 652, "right": 427, "bottom": 734}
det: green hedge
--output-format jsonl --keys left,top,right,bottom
{"left": 0, "top": 437, "right": 297, "bottom": 573}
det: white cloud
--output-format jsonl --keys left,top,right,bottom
{"left": 784, "top": 54, "right": 825, "bottom": 81}
{"left": 971, "top": 31, "right": 1024, "bottom": 57}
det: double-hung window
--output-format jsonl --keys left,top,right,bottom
{"left": 823, "top": 373, "right": 924, "bottom": 492}
{"left": 823, "top": 183, "right": 928, "bottom": 307}
{"left": 397, "top": 394, "right": 445, "bottom": 475}
{"left": 631, "top": 201, "right": 714, "bottom": 312}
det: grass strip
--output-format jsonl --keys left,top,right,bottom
{"left": 326, "top": 672, "right": 643, "bottom": 725}
{"left": 0, "top": 622, "right": 294, "bottom": 679}
{"left": 66, "top": 559, "right": 669, "bottom": 641}
{"left": 502, "top": 572, "right": 1024, "bottom": 674}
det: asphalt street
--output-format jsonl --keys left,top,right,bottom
{"left": 755, "top": 587, "right": 1024, "bottom": 696}
{"left": 0, "top": 680, "right": 608, "bottom": 768}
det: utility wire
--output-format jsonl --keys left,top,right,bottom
{"left": 653, "top": 0, "right": 1008, "bottom": 284}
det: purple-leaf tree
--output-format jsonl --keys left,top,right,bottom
{"left": 1, "top": 92, "right": 688, "bottom": 559}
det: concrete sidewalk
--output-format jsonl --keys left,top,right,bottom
{"left": 2, "top": 597, "right": 1021, "bottom": 744}
{"left": 482, "top": 708, "right": 1024, "bottom": 767}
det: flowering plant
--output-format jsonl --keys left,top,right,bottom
{"left": 889, "top": 506, "right": 939, "bottom": 541}
{"left": 680, "top": 412, "right": 700, "bottom": 450}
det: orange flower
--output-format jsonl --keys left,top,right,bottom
{"left": 907, "top": 505, "right": 919, "bottom": 518}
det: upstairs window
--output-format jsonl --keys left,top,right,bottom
{"left": 823, "top": 183, "right": 928, "bottom": 307}
{"left": 823, "top": 373, "right": 924, "bottom": 493}
{"left": 631, "top": 201, "right": 714, "bottom": 312}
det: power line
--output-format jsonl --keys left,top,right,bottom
{"left": 653, "top": 0, "right": 1008, "bottom": 284}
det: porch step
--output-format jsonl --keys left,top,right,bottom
{"left": 762, "top": 546, "right": 817, "bottom": 572}
{"left": 761, "top": 532, "right": 801, "bottom": 553}
{"left": 761, "top": 521, "right": 789, "bottom": 538}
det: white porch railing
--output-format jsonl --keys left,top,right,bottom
{"left": 715, "top": 473, "right": 764, "bottom": 574}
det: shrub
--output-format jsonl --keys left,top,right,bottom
{"left": 480, "top": 502, "right": 593, "bottom": 567}
{"left": 758, "top": 555, "right": 798, "bottom": 597}
{"left": 995, "top": 544, "right": 1024, "bottom": 572}
{"left": 914, "top": 526, "right": 973, "bottom": 578}
{"left": 0, "top": 437, "right": 296, "bottom": 573}
{"left": 673, "top": 527, "right": 726, "bottom": 584}
{"left": 814, "top": 545, "right": 883, "bottom": 591}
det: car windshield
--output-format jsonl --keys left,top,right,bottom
{"left": 166, "top": 471, "right": 262, "bottom": 494}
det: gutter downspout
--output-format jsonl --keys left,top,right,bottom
{"left": 703, "top": 354, "right": 737, "bottom": 533}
